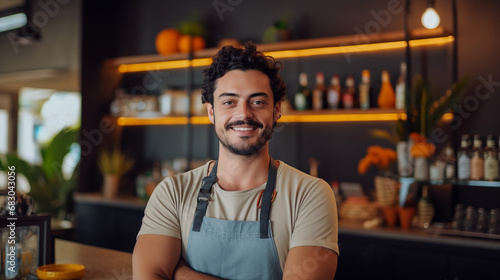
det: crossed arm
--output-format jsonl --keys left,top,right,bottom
{"left": 132, "top": 234, "right": 337, "bottom": 280}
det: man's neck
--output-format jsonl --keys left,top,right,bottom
{"left": 214, "top": 147, "right": 271, "bottom": 191}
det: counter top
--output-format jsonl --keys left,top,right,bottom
{"left": 74, "top": 192, "right": 147, "bottom": 210}
{"left": 55, "top": 238, "right": 132, "bottom": 279}
{"left": 339, "top": 221, "right": 500, "bottom": 251}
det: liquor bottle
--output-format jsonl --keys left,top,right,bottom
{"left": 484, "top": 135, "right": 499, "bottom": 181}
{"left": 457, "top": 134, "right": 471, "bottom": 180}
{"left": 294, "top": 72, "right": 310, "bottom": 111}
{"left": 417, "top": 185, "right": 434, "bottom": 228}
{"left": 377, "top": 70, "right": 396, "bottom": 108}
{"left": 470, "top": 134, "right": 484, "bottom": 180}
{"left": 395, "top": 62, "right": 407, "bottom": 110}
{"left": 358, "top": 69, "right": 371, "bottom": 110}
{"left": 443, "top": 145, "right": 456, "bottom": 179}
{"left": 312, "top": 72, "right": 326, "bottom": 110}
{"left": 327, "top": 74, "right": 341, "bottom": 109}
{"left": 342, "top": 75, "right": 356, "bottom": 109}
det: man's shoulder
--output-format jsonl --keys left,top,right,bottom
{"left": 159, "top": 160, "right": 212, "bottom": 190}
{"left": 278, "top": 161, "right": 322, "bottom": 182}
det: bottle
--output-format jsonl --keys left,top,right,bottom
{"left": 377, "top": 70, "right": 396, "bottom": 108}
{"left": 294, "top": 72, "right": 311, "bottom": 111}
{"left": 475, "top": 208, "right": 487, "bottom": 233}
{"left": 312, "top": 72, "right": 326, "bottom": 110}
{"left": 443, "top": 145, "right": 456, "bottom": 179}
{"left": 395, "top": 62, "right": 407, "bottom": 110}
{"left": 327, "top": 74, "right": 341, "bottom": 109}
{"left": 417, "top": 185, "right": 435, "bottom": 228}
{"left": 470, "top": 134, "right": 484, "bottom": 180}
{"left": 457, "top": 134, "right": 471, "bottom": 180}
{"left": 484, "top": 135, "right": 499, "bottom": 181}
{"left": 358, "top": 69, "right": 371, "bottom": 110}
{"left": 342, "top": 75, "right": 356, "bottom": 109}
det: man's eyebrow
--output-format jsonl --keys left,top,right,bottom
{"left": 218, "top": 92, "right": 270, "bottom": 98}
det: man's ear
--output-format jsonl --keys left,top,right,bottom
{"left": 207, "top": 103, "right": 215, "bottom": 124}
{"left": 273, "top": 101, "right": 282, "bottom": 122}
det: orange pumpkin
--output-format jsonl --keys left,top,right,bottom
{"left": 155, "top": 28, "right": 181, "bottom": 55}
{"left": 178, "top": 35, "right": 206, "bottom": 53}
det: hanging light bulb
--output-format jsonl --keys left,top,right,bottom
{"left": 421, "top": 0, "right": 440, "bottom": 29}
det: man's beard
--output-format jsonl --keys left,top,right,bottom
{"left": 215, "top": 118, "right": 275, "bottom": 156}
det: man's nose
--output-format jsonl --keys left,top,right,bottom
{"left": 236, "top": 102, "right": 253, "bottom": 119}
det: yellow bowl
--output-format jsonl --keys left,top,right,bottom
{"left": 37, "top": 264, "right": 85, "bottom": 280}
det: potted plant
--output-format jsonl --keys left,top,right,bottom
{"left": 0, "top": 128, "right": 79, "bottom": 219}
{"left": 370, "top": 74, "right": 468, "bottom": 177}
{"left": 97, "top": 148, "right": 134, "bottom": 198}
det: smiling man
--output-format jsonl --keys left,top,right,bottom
{"left": 133, "top": 42, "right": 339, "bottom": 280}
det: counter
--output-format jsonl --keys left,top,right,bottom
{"left": 55, "top": 238, "right": 132, "bottom": 279}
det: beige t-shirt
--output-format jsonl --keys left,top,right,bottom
{"left": 138, "top": 160, "right": 339, "bottom": 269}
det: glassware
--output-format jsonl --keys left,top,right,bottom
{"left": 475, "top": 208, "right": 488, "bottom": 233}
{"left": 463, "top": 206, "right": 477, "bottom": 232}
{"left": 452, "top": 204, "right": 464, "bottom": 230}
{"left": 488, "top": 208, "right": 499, "bottom": 234}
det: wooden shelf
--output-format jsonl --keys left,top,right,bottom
{"left": 109, "top": 28, "right": 454, "bottom": 72}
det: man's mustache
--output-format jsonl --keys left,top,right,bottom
{"left": 225, "top": 120, "right": 263, "bottom": 130}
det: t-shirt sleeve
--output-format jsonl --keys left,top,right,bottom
{"left": 290, "top": 179, "right": 339, "bottom": 255}
{"left": 137, "top": 177, "right": 182, "bottom": 239}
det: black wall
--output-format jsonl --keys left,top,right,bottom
{"left": 80, "top": 0, "right": 500, "bottom": 202}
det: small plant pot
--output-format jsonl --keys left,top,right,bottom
{"left": 103, "top": 175, "right": 120, "bottom": 198}
{"left": 397, "top": 207, "right": 416, "bottom": 230}
{"left": 382, "top": 206, "right": 398, "bottom": 227}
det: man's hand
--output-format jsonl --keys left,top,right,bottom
{"left": 133, "top": 234, "right": 181, "bottom": 280}
{"left": 283, "top": 246, "right": 338, "bottom": 280}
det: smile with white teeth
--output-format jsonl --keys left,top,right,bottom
{"left": 232, "top": 127, "right": 255, "bottom": 131}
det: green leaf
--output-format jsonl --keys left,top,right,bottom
{"left": 41, "top": 128, "right": 79, "bottom": 181}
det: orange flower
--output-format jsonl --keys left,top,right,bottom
{"left": 409, "top": 132, "right": 427, "bottom": 143}
{"left": 411, "top": 142, "right": 436, "bottom": 158}
{"left": 358, "top": 145, "right": 397, "bottom": 175}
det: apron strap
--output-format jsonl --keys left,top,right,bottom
{"left": 259, "top": 159, "right": 278, "bottom": 239}
{"left": 192, "top": 158, "right": 278, "bottom": 239}
{"left": 192, "top": 161, "right": 218, "bottom": 232}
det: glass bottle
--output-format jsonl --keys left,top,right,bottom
{"left": 470, "top": 134, "right": 484, "bottom": 180}
{"left": 417, "top": 185, "right": 435, "bottom": 228}
{"left": 443, "top": 145, "right": 456, "bottom": 179}
{"left": 484, "top": 135, "right": 499, "bottom": 181}
{"left": 488, "top": 208, "right": 499, "bottom": 234}
{"left": 475, "top": 208, "right": 487, "bottom": 233}
{"left": 312, "top": 72, "right": 326, "bottom": 110}
{"left": 457, "top": 135, "right": 471, "bottom": 180}
{"left": 327, "top": 74, "right": 341, "bottom": 109}
{"left": 395, "top": 62, "right": 407, "bottom": 110}
{"left": 342, "top": 75, "right": 356, "bottom": 109}
{"left": 294, "top": 72, "right": 310, "bottom": 111}
{"left": 452, "top": 204, "right": 465, "bottom": 230}
{"left": 358, "top": 69, "right": 371, "bottom": 110}
{"left": 377, "top": 70, "right": 395, "bottom": 108}
{"left": 463, "top": 206, "right": 477, "bottom": 232}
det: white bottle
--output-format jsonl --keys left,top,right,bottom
{"left": 457, "top": 135, "right": 471, "bottom": 180}
{"left": 484, "top": 135, "right": 499, "bottom": 181}
{"left": 395, "top": 62, "right": 407, "bottom": 110}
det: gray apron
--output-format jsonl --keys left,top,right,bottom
{"left": 185, "top": 160, "right": 283, "bottom": 280}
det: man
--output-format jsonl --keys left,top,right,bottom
{"left": 133, "top": 42, "right": 339, "bottom": 280}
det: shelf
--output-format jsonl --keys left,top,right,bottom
{"left": 114, "top": 108, "right": 414, "bottom": 126}
{"left": 399, "top": 177, "right": 500, "bottom": 188}
{"left": 109, "top": 28, "right": 454, "bottom": 73}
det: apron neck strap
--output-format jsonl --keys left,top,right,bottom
{"left": 192, "top": 158, "right": 278, "bottom": 239}
{"left": 192, "top": 161, "right": 218, "bottom": 232}
{"left": 259, "top": 158, "right": 278, "bottom": 239}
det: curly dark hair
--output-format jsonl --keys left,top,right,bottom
{"left": 201, "top": 42, "right": 287, "bottom": 106}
